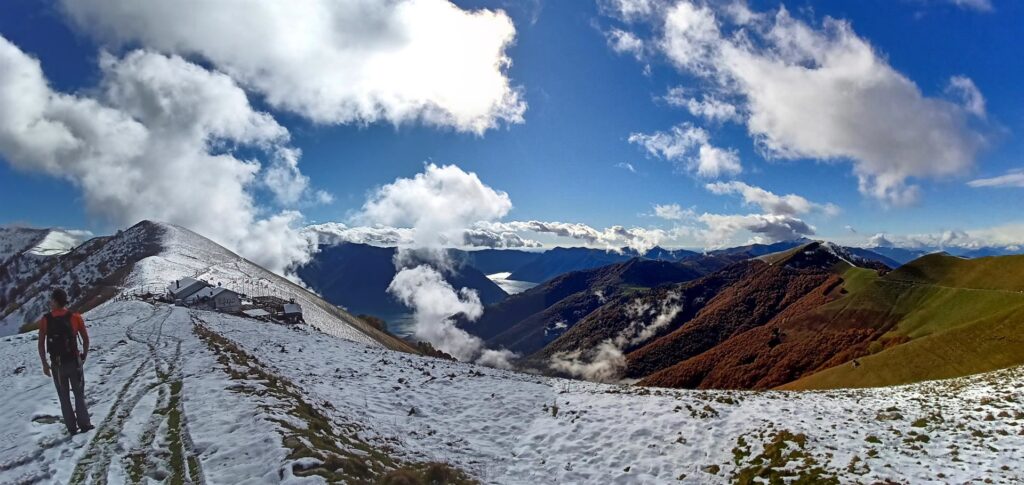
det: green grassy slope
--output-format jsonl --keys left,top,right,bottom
{"left": 781, "top": 254, "right": 1024, "bottom": 389}
{"left": 887, "top": 253, "right": 1024, "bottom": 291}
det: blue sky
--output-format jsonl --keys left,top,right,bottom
{"left": 1, "top": 0, "right": 1022, "bottom": 261}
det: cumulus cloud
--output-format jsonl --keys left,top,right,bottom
{"left": 356, "top": 163, "right": 518, "bottom": 367}
{"left": 947, "top": 76, "right": 987, "bottom": 119}
{"left": 606, "top": 28, "right": 646, "bottom": 59}
{"left": 0, "top": 37, "right": 321, "bottom": 275}
{"left": 968, "top": 169, "right": 1024, "bottom": 188}
{"left": 358, "top": 163, "right": 513, "bottom": 248}
{"left": 262, "top": 148, "right": 333, "bottom": 206}
{"left": 629, "top": 122, "right": 742, "bottom": 178}
{"left": 60, "top": 0, "right": 525, "bottom": 134}
{"left": 873, "top": 224, "right": 1024, "bottom": 250}
{"left": 599, "top": 0, "right": 660, "bottom": 22}
{"left": 460, "top": 228, "right": 542, "bottom": 248}
{"left": 663, "top": 87, "right": 741, "bottom": 123}
{"left": 305, "top": 222, "right": 540, "bottom": 249}
{"left": 868, "top": 233, "right": 895, "bottom": 247}
{"left": 652, "top": 203, "right": 693, "bottom": 221}
{"left": 305, "top": 223, "right": 415, "bottom": 247}
{"left": 480, "top": 220, "right": 666, "bottom": 254}
{"left": 607, "top": 1, "right": 987, "bottom": 206}
{"left": 705, "top": 181, "right": 839, "bottom": 216}
{"left": 698, "top": 213, "right": 814, "bottom": 247}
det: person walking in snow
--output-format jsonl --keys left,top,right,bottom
{"left": 37, "top": 287, "right": 93, "bottom": 436}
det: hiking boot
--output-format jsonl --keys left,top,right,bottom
{"left": 81, "top": 424, "right": 95, "bottom": 432}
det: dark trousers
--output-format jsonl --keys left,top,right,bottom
{"left": 51, "top": 357, "right": 91, "bottom": 433}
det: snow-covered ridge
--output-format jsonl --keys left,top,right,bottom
{"left": 0, "top": 227, "right": 88, "bottom": 262}
{"left": 128, "top": 222, "right": 401, "bottom": 348}
{"left": 1, "top": 221, "right": 409, "bottom": 351}
{"left": 0, "top": 222, "right": 160, "bottom": 336}
{"left": 27, "top": 230, "right": 90, "bottom": 257}
{"left": 0, "top": 227, "right": 49, "bottom": 264}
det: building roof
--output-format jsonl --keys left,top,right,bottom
{"left": 169, "top": 277, "right": 208, "bottom": 299}
{"left": 187, "top": 286, "right": 239, "bottom": 302}
{"left": 283, "top": 303, "right": 302, "bottom": 315}
{"left": 242, "top": 309, "right": 271, "bottom": 317}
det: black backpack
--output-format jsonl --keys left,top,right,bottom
{"left": 45, "top": 312, "right": 79, "bottom": 363}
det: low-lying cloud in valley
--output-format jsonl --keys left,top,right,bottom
{"left": 355, "top": 163, "right": 520, "bottom": 368}
{"left": 549, "top": 292, "right": 682, "bottom": 383}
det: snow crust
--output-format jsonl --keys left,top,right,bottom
{"left": 1, "top": 300, "right": 1021, "bottom": 483}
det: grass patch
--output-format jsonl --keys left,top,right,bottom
{"left": 732, "top": 430, "right": 839, "bottom": 485}
{"left": 782, "top": 260, "right": 1024, "bottom": 389}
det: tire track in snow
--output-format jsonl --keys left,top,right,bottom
{"left": 68, "top": 305, "right": 169, "bottom": 484}
{"left": 67, "top": 304, "right": 207, "bottom": 484}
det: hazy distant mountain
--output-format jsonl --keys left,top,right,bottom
{"left": 450, "top": 248, "right": 541, "bottom": 274}
{"left": 506, "top": 247, "right": 634, "bottom": 283}
{"left": 844, "top": 247, "right": 902, "bottom": 268}
{"left": 707, "top": 239, "right": 809, "bottom": 259}
{"left": 862, "top": 246, "right": 928, "bottom": 265}
{"left": 297, "top": 242, "right": 509, "bottom": 318}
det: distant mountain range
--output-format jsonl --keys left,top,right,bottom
{"left": 462, "top": 241, "right": 1024, "bottom": 390}
{"left": 299, "top": 240, "right": 898, "bottom": 330}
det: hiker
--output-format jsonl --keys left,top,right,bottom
{"left": 37, "top": 288, "right": 93, "bottom": 435}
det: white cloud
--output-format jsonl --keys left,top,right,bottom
{"left": 868, "top": 233, "right": 895, "bottom": 248}
{"left": 262, "top": 147, "right": 333, "bottom": 206}
{"left": 0, "top": 37, "right": 319, "bottom": 275}
{"left": 358, "top": 163, "right": 513, "bottom": 250}
{"left": 60, "top": 0, "right": 526, "bottom": 134}
{"left": 599, "top": 0, "right": 661, "bottom": 22}
{"left": 705, "top": 181, "right": 839, "bottom": 216}
{"left": 387, "top": 265, "right": 486, "bottom": 361}
{"left": 629, "top": 122, "right": 742, "bottom": 178}
{"left": 460, "top": 228, "right": 542, "bottom": 248}
{"left": 610, "top": 2, "right": 987, "bottom": 206}
{"left": 664, "top": 88, "right": 741, "bottom": 122}
{"left": 652, "top": 203, "right": 693, "bottom": 221}
{"left": 480, "top": 220, "right": 666, "bottom": 254}
{"left": 698, "top": 213, "right": 814, "bottom": 246}
{"left": 968, "top": 169, "right": 1024, "bottom": 188}
{"left": 614, "top": 161, "right": 638, "bottom": 173}
{"left": 872, "top": 223, "right": 1024, "bottom": 250}
{"left": 607, "top": 28, "right": 645, "bottom": 59}
{"left": 947, "top": 76, "right": 986, "bottom": 118}
{"left": 353, "top": 163, "right": 518, "bottom": 367}
{"left": 306, "top": 223, "right": 415, "bottom": 247}
{"left": 549, "top": 292, "right": 681, "bottom": 383}
{"left": 945, "top": 0, "right": 993, "bottom": 12}
{"left": 305, "top": 222, "right": 540, "bottom": 249}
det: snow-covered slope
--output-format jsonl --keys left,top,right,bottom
{"left": 125, "top": 222, "right": 406, "bottom": 349}
{"left": 1, "top": 299, "right": 1020, "bottom": 483}
{"left": 1, "top": 221, "right": 410, "bottom": 351}
{"left": 0, "top": 224, "right": 160, "bottom": 336}
{"left": 0, "top": 228, "right": 49, "bottom": 264}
